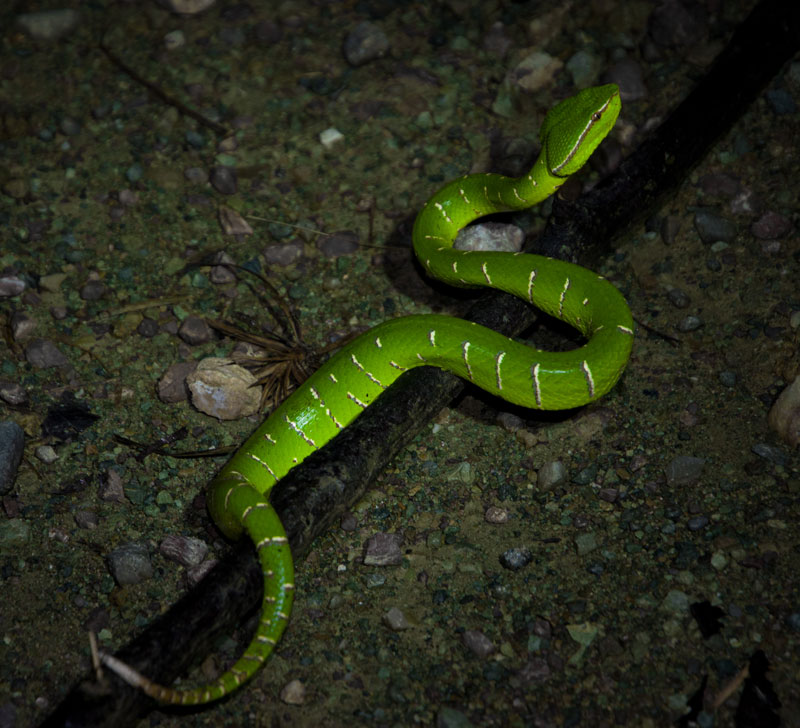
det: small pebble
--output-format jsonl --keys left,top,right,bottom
{"left": 35, "top": 444, "right": 57, "bottom": 463}
{"left": 137, "top": 317, "right": 159, "bottom": 338}
{"left": 340, "top": 511, "right": 357, "bottom": 531}
{"left": 264, "top": 241, "right": 304, "bottom": 267}
{"left": 210, "top": 166, "right": 237, "bottom": 194}
{"left": 598, "top": 487, "right": 618, "bottom": 503}
{"left": 751, "top": 442, "right": 787, "bottom": 467}
{"left": 74, "top": 510, "right": 98, "bottom": 530}
{"left": 126, "top": 164, "right": 143, "bottom": 183}
{"left": 499, "top": 547, "right": 532, "bottom": 570}
{"left": 677, "top": 316, "right": 702, "bottom": 332}
{"left": 383, "top": 606, "right": 411, "bottom": 631}
{"left": 667, "top": 288, "right": 690, "bottom": 308}
{"left": 496, "top": 412, "right": 523, "bottom": 432}
{"left": 461, "top": 629, "right": 495, "bottom": 658}
{"left": 484, "top": 506, "right": 508, "bottom": 524}
{"left": 164, "top": 30, "right": 185, "bottom": 50}
{"left": 159, "top": 534, "right": 209, "bottom": 567}
{"left": 99, "top": 470, "right": 126, "bottom": 503}
{"left": 660, "top": 215, "right": 682, "bottom": 244}
{"left": 80, "top": 279, "right": 106, "bottom": 301}
{"left": 342, "top": 21, "right": 389, "bottom": 66}
{"left": 187, "top": 559, "right": 217, "bottom": 586}
{"left": 178, "top": 316, "right": 213, "bottom": 345}
{"left": 107, "top": 543, "right": 153, "bottom": 585}
{"left": 10, "top": 312, "right": 35, "bottom": 340}
{"left": 484, "top": 21, "right": 512, "bottom": 59}
{"left": 319, "top": 127, "right": 344, "bottom": 148}
{"left": 538, "top": 460, "right": 567, "bottom": 490}
{"left": 0, "top": 382, "right": 27, "bottom": 406}
{"left": 507, "top": 50, "right": 563, "bottom": 93}
{"left": 711, "top": 552, "right": 728, "bottom": 570}
{"left": 158, "top": 361, "right": 197, "bottom": 404}
{"left": 218, "top": 205, "right": 253, "bottom": 236}
{"left": 693, "top": 209, "right": 737, "bottom": 244}
{"left": 0, "top": 276, "right": 26, "bottom": 297}
{"left": 280, "top": 678, "right": 306, "bottom": 705}
{"left": 687, "top": 516, "right": 709, "bottom": 531}
{"left": 363, "top": 532, "right": 403, "bottom": 566}
{"left": 25, "top": 339, "right": 69, "bottom": 369}
{"left": 118, "top": 189, "right": 138, "bottom": 206}
{"left": 661, "top": 589, "right": 690, "bottom": 614}
{"left": 210, "top": 264, "right": 236, "bottom": 284}
{"left": 187, "top": 358, "right": 261, "bottom": 420}
{"left": 768, "top": 375, "right": 800, "bottom": 447}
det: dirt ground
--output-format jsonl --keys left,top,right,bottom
{"left": 1, "top": 1, "right": 798, "bottom": 726}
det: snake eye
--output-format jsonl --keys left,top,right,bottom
{"left": 592, "top": 112, "right": 601, "bottom": 122}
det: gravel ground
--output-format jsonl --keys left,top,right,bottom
{"left": 1, "top": 1, "right": 799, "bottom": 727}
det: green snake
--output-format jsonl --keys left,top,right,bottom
{"left": 100, "top": 84, "right": 633, "bottom": 703}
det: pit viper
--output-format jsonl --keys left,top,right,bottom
{"left": 100, "top": 83, "right": 633, "bottom": 703}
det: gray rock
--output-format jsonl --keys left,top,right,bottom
{"left": 363, "top": 532, "right": 403, "bottom": 566}
{"left": 461, "top": 629, "right": 495, "bottom": 658}
{"left": 157, "top": 361, "right": 197, "bottom": 403}
{"left": 177, "top": 315, "right": 213, "bottom": 345}
{"left": 382, "top": 606, "right": 411, "bottom": 631}
{"left": 693, "top": 209, "right": 737, "bottom": 244}
{"left": 209, "top": 165, "right": 237, "bottom": 194}
{"left": 25, "top": 339, "right": 69, "bottom": 368}
{"left": 0, "top": 382, "right": 27, "bottom": 406}
{"left": 264, "top": 241, "right": 304, "bottom": 267}
{"left": 343, "top": 21, "right": 389, "bottom": 67}
{"left": 538, "top": 460, "right": 567, "bottom": 490}
{"left": 107, "top": 542, "right": 153, "bottom": 586}
{"left": 0, "top": 276, "right": 25, "bottom": 297}
{"left": 159, "top": 534, "right": 208, "bottom": 567}
{"left": 499, "top": 546, "right": 533, "bottom": 570}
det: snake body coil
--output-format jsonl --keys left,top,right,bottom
{"left": 101, "top": 84, "right": 633, "bottom": 704}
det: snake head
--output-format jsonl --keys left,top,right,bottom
{"left": 540, "top": 83, "right": 621, "bottom": 179}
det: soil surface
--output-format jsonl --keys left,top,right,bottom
{"left": 1, "top": 1, "right": 798, "bottom": 727}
